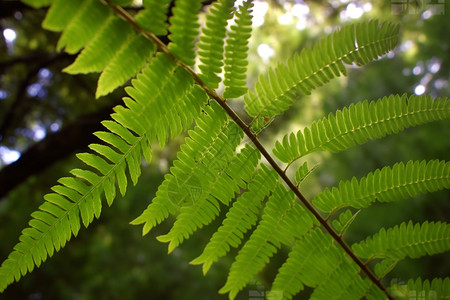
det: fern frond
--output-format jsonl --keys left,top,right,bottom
{"left": 157, "top": 144, "right": 260, "bottom": 253}
{"left": 0, "top": 126, "right": 149, "bottom": 291}
{"left": 244, "top": 20, "right": 399, "bottom": 119}
{"left": 131, "top": 102, "right": 234, "bottom": 236}
{"left": 96, "top": 35, "right": 156, "bottom": 98}
{"left": 168, "top": 0, "right": 203, "bottom": 67}
{"left": 390, "top": 277, "right": 450, "bottom": 300}
{"left": 352, "top": 221, "right": 450, "bottom": 260}
{"left": 270, "top": 227, "right": 378, "bottom": 300}
{"left": 135, "top": 0, "right": 171, "bottom": 36}
{"left": 42, "top": 0, "right": 84, "bottom": 31}
{"left": 332, "top": 209, "right": 360, "bottom": 235}
{"left": 313, "top": 160, "right": 450, "bottom": 213}
{"left": 223, "top": 0, "right": 253, "bottom": 99}
{"left": 191, "top": 164, "right": 278, "bottom": 275}
{"left": 220, "top": 184, "right": 316, "bottom": 299}
{"left": 294, "top": 161, "right": 317, "bottom": 185}
{"left": 309, "top": 255, "right": 374, "bottom": 300}
{"left": 56, "top": 0, "right": 111, "bottom": 54}
{"left": 156, "top": 123, "right": 250, "bottom": 253}
{"left": 64, "top": 17, "right": 134, "bottom": 74}
{"left": 274, "top": 94, "right": 449, "bottom": 164}
{"left": 0, "top": 52, "right": 207, "bottom": 292}
{"left": 117, "top": 53, "right": 205, "bottom": 145}
{"left": 373, "top": 258, "right": 398, "bottom": 278}
{"left": 197, "top": 0, "right": 235, "bottom": 89}
{"left": 269, "top": 228, "right": 338, "bottom": 299}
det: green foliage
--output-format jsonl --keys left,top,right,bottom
{"left": 56, "top": 0, "right": 111, "bottom": 54}
{"left": 223, "top": 0, "right": 253, "bottom": 98}
{"left": 191, "top": 163, "right": 277, "bottom": 274}
{"left": 96, "top": 35, "right": 156, "bottom": 98}
{"left": 1, "top": 0, "right": 449, "bottom": 299}
{"left": 135, "top": 0, "right": 171, "bottom": 36}
{"left": 273, "top": 94, "right": 450, "bottom": 165}
{"left": 244, "top": 20, "right": 399, "bottom": 119}
{"left": 313, "top": 159, "right": 450, "bottom": 213}
{"left": 390, "top": 277, "right": 450, "bottom": 299}
{"left": 353, "top": 221, "right": 450, "bottom": 260}
{"left": 168, "top": 0, "right": 203, "bottom": 67}
{"left": 197, "top": 0, "right": 235, "bottom": 88}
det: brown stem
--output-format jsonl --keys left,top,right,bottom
{"left": 103, "top": 1, "right": 393, "bottom": 298}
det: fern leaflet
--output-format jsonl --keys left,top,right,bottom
{"left": 168, "top": 0, "right": 203, "bottom": 67}
{"left": 42, "top": 0, "right": 83, "bottom": 31}
{"left": 131, "top": 102, "right": 236, "bottom": 236}
{"left": 96, "top": 35, "right": 156, "bottom": 98}
{"left": 274, "top": 94, "right": 449, "bottom": 164}
{"left": 135, "top": 0, "right": 171, "bottom": 36}
{"left": 220, "top": 184, "right": 316, "bottom": 299}
{"left": 197, "top": 0, "right": 235, "bottom": 89}
{"left": 352, "top": 221, "right": 450, "bottom": 260}
{"left": 56, "top": 0, "right": 111, "bottom": 54}
{"left": 157, "top": 144, "right": 260, "bottom": 252}
{"left": 223, "top": 0, "right": 253, "bottom": 99}
{"left": 244, "top": 20, "right": 399, "bottom": 119}
{"left": 313, "top": 160, "right": 450, "bottom": 213}
{"left": 390, "top": 277, "right": 450, "bottom": 300}
{"left": 269, "top": 229, "right": 335, "bottom": 299}
{"left": 64, "top": 16, "right": 134, "bottom": 74}
{"left": 190, "top": 163, "right": 278, "bottom": 274}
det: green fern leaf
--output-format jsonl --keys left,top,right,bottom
{"left": 191, "top": 163, "right": 278, "bottom": 275}
{"left": 313, "top": 160, "right": 450, "bottom": 213}
{"left": 168, "top": 0, "right": 203, "bottom": 67}
{"left": 309, "top": 254, "right": 373, "bottom": 300}
{"left": 294, "top": 161, "right": 318, "bottom": 185}
{"left": 64, "top": 17, "right": 134, "bottom": 74}
{"left": 4, "top": 0, "right": 448, "bottom": 297}
{"left": 271, "top": 228, "right": 379, "bottom": 300}
{"left": 332, "top": 209, "right": 360, "bottom": 235}
{"left": 42, "top": 0, "right": 84, "bottom": 31}
{"left": 117, "top": 53, "right": 204, "bottom": 145}
{"left": 269, "top": 229, "right": 335, "bottom": 299}
{"left": 223, "top": 0, "right": 253, "bottom": 99}
{"left": 197, "top": 0, "right": 235, "bottom": 89}
{"left": 0, "top": 169, "right": 106, "bottom": 291}
{"left": 352, "top": 221, "right": 450, "bottom": 260}
{"left": 274, "top": 94, "right": 450, "bottom": 164}
{"left": 135, "top": 0, "right": 171, "bottom": 36}
{"left": 244, "top": 20, "right": 399, "bottom": 118}
{"left": 373, "top": 258, "right": 398, "bottom": 278}
{"left": 96, "top": 35, "right": 156, "bottom": 98}
{"left": 156, "top": 122, "right": 247, "bottom": 252}
{"left": 131, "top": 101, "right": 232, "bottom": 236}
{"left": 157, "top": 144, "right": 260, "bottom": 253}
{"left": 56, "top": 0, "right": 111, "bottom": 54}
{"left": 390, "top": 277, "right": 450, "bottom": 300}
{"left": 220, "top": 184, "right": 316, "bottom": 299}
{"left": 0, "top": 51, "right": 208, "bottom": 292}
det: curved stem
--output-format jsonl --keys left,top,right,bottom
{"left": 104, "top": 1, "right": 392, "bottom": 298}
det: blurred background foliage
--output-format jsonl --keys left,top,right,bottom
{"left": 0, "top": 0, "right": 448, "bottom": 299}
